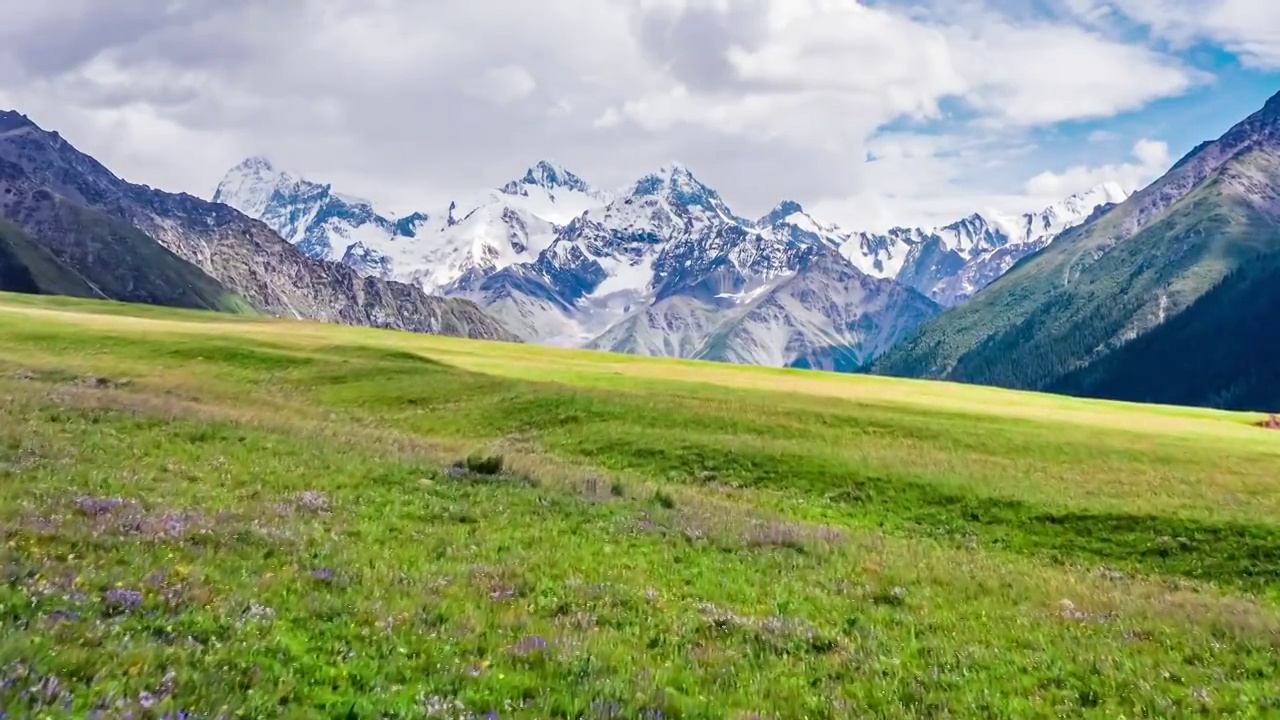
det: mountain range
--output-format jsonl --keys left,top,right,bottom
{"left": 0, "top": 111, "right": 514, "bottom": 342}
{"left": 10, "top": 86, "right": 1276, "bottom": 412}
{"left": 875, "top": 89, "right": 1280, "bottom": 411}
{"left": 215, "top": 156, "right": 1124, "bottom": 369}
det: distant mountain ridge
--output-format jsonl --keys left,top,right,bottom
{"left": 0, "top": 110, "right": 516, "bottom": 342}
{"left": 840, "top": 183, "right": 1130, "bottom": 306}
{"left": 874, "top": 89, "right": 1280, "bottom": 411}
{"left": 218, "top": 156, "right": 1123, "bottom": 368}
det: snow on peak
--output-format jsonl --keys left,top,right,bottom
{"left": 1019, "top": 182, "right": 1132, "bottom": 240}
{"left": 651, "top": 161, "right": 714, "bottom": 195}
{"left": 501, "top": 159, "right": 594, "bottom": 196}
{"left": 1057, "top": 182, "right": 1129, "bottom": 214}
{"left": 628, "top": 161, "right": 737, "bottom": 222}
{"left": 236, "top": 155, "right": 277, "bottom": 173}
{"left": 761, "top": 200, "right": 805, "bottom": 225}
{"left": 213, "top": 156, "right": 294, "bottom": 219}
{"left": 657, "top": 159, "right": 690, "bottom": 175}
{"left": 935, "top": 213, "right": 1009, "bottom": 254}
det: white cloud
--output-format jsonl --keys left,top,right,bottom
{"left": 546, "top": 99, "right": 574, "bottom": 117}
{"left": 803, "top": 128, "right": 1039, "bottom": 231}
{"left": 470, "top": 65, "right": 537, "bottom": 105}
{"left": 0, "top": 0, "right": 1234, "bottom": 230}
{"left": 605, "top": 0, "right": 1198, "bottom": 146}
{"left": 946, "top": 20, "right": 1201, "bottom": 126}
{"left": 592, "top": 106, "right": 623, "bottom": 129}
{"left": 806, "top": 129, "right": 1176, "bottom": 232}
{"left": 1072, "top": 0, "right": 1280, "bottom": 69}
{"left": 1025, "top": 138, "right": 1170, "bottom": 198}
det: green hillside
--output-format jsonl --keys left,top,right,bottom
{"left": 874, "top": 93, "right": 1280, "bottom": 401}
{"left": 1053, "top": 246, "right": 1280, "bottom": 411}
{"left": 26, "top": 202, "right": 256, "bottom": 314}
{"left": 2, "top": 293, "right": 1279, "bottom": 717}
{"left": 0, "top": 219, "right": 101, "bottom": 298}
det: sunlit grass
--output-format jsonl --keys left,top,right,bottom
{"left": 2, "top": 292, "right": 1279, "bottom": 718}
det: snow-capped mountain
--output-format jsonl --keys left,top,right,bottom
{"left": 212, "top": 156, "right": 428, "bottom": 260}
{"left": 213, "top": 156, "right": 1126, "bottom": 369}
{"left": 451, "top": 164, "right": 756, "bottom": 343}
{"left": 841, "top": 183, "right": 1131, "bottom": 305}
{"left": 213, "top": 158, "right": 609, "bottom": 294}
{"left": 587, "top": 252, "right": 939, "bottom": 370}
{"left": 455, "top": 165, "right": 940, "bottom": 364}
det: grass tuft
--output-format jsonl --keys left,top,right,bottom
{"left": 464, "top": 453, "right": 505, "bottom": 476}
{"left": 653, "top": 489, "right": 678, "bottom": 509}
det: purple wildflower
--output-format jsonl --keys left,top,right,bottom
{"left": 591, "top": 700, "right": 624, "bottom": 718}
{"left": 138, "top": 691, "right": 157, "bottom": 709}
{"left": 75, "top": 496, "right": 125, "bottom": 516}
{"left": 510, "top": 635, "right": 549, "bottom": 656}
{"left": 45, "top": 609, "right": 79, "bottom": 623}
{"left": 293, "top": 490, "right": 330, "bottom": 512}
{"left": 146, "top": 511, "right": 197, "bottom": 540}
{"left": 102, "top": 588, "right": 144, "bottom": 613}
{"left": 309, "top": 569, "right": 335, "bottom": 582}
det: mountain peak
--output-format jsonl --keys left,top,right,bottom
{"left": 1048, "top": 182, "right": 1130, "bottom": 218}
{"left": 1263, "top": 88, "right": 1280, "bottom": 118}
{"left": 235, "top": 155, "right": 278, "bottom": 173}
{"left": 1074, "top": 181, "right": 1128, "bottom": 204}
{"left": 945, "top": 212, "right": 989, "bottom": 228}
{"left": 657, "top": 160, "right": 690, "bottom": 176}
{"left": 630, "top": 162, "right": 732, "bottom": 220}
{"left": 213, "top": 156, "right": 296, "bottom": 216}
{"left": 760, "top": 199, "right": 805, "bottom": 226}
{"left": 634, "top": 161, "right": 710, "bottom": 195}
{"left": 0, "top": 110, "right": 36, "bottom": 133}
{"left": 501, "top": 160, "right": 592, "bottom": 196}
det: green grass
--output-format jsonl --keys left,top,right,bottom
{"left": 2, "top": 293, "right": 1280, "bottom": 718}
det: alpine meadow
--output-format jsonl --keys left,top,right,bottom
{"left": 5, "top": 1, "right": 1280, "bottom": 717}
{"left": 2, "top": 293, "right": 1279, "bottom": 717}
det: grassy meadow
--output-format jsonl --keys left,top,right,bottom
{"left": 1, "top": 292, "right": 1279, "bottom": 718}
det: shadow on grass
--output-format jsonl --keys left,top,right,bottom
{"left": 828, "top": 477, "right": 1280, "bottom": 596}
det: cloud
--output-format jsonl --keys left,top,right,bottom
{"left": 1070, "top": 0, "right": 1280, "bottom": 69}
{"left": 470, "top": 65, "right": 537, "bottom": 105}
{"left": 806, "top": 129, "right": 1046, "bottom": 231}
{"left": 945, "top": 19, "right": 1201, "bottom": 126}
{"left": 1024, "top": 138, "right": 1170, "bottom": 198}
{"left": 602, "top": 0, "right": 1198, "bottom": 144}
{"left": 0, "top": 0, "right": 1230, "bottom": 230}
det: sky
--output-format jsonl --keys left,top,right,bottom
{"left": 0, "top": 0, "right": 1277, "bottom": 232}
